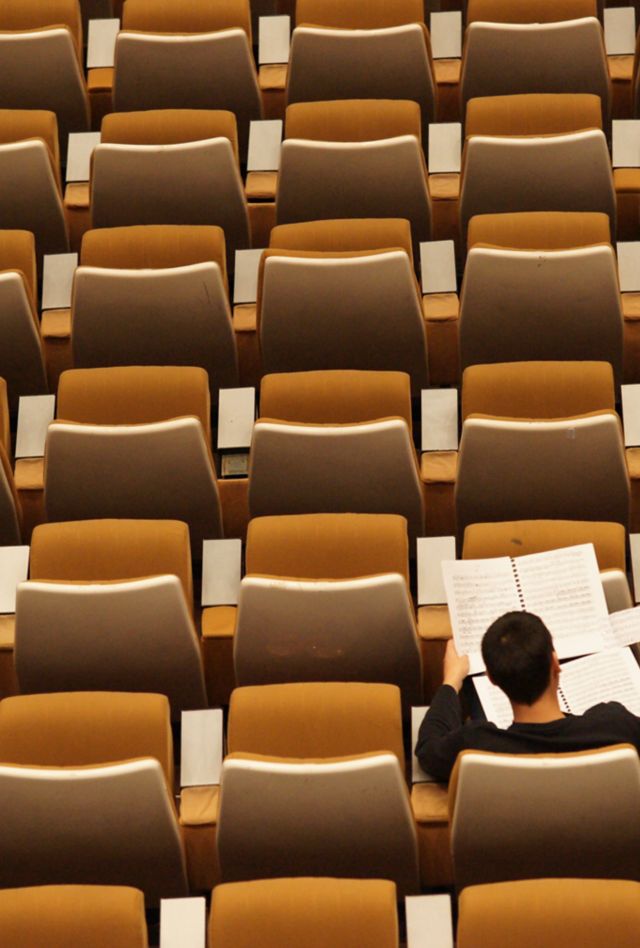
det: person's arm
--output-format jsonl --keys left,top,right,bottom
{"left": 415, "top": 640, "right": 470, "bottom": 782}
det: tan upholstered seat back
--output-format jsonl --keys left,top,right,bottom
{"left": 270, "top": 218, "right": 413, "bottom": 255}
{"left": 467, "top": 211, "right": 610, "bottom": 249}
{"left": 228, "top": 682, "right": 405, "bottom": 765}
{"left": 0, "top": 229, "right": 37, "bottom": 304}
{"left": 30, "top": 518, "right": 193, "bottom": 607}
{"left": 297, "top": 0, "right": 423, "bottom": 28}
{"left": 0, "top": 691, "right": 173, "bottom": 787}
{"left": 465, "top": 93, "right": 602, "bottom": 136}
{"left": 0, "top": 272, "right": 47, "bottom": 411}
{"left": 467, "top": 0, "right": 597, "bottom": 22}
{"left": 285, "top": 99, "right": 421, "bottom": 142}
{"left": 246, "top": 513, "right": 409, "bottom": 584}
{"left": 123, "top": 0, "right": 251, "bottom": 40}
{"left": 101, "top": 108, "right": 239, "bottom": 161}
{"left": 0, "top": 885, "right": 149, "bottom": 948}
{"left": 0, "top": 109, "right": 61, "bottom": 188}
{"left": 0, "top": 0, "right": 83, "bottom": 53}
{"left": 209, "top": 877, "right": 399, "bottom": 948}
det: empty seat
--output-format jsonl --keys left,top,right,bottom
{"left": 465, "top": 92, "right": 602, "bottom": 137}
{"left": 277, "top": 101, "right": 431, "bottom": 255}
{"left": 73, "top": 225, "right": 238, "bottom": 394}
{"left": 0, "top": 110, "right": 68, "bottom": 262}
{"left": 0, "top": 378, "right": 22, "bottom": 545}
{"left": 209, "top": 877, "right": 399, "bottom": 948}
{"left": 0, "top": 230, "right": 48, "bottom": 410}
{"left": 248, "top": 370, "right": 425, "bottom": 542}
{"left": 235, "top": 514, "right": 422, "bottom": 703}
{"left": 457, "top": 878, "right": 640, "bottom": 947}
{"left": 0, "top": 0, "right": 89, "bottom": 145}
{"left": 114, "top": 0, "right": 261, "bottom": 157}
{"left": 467, "top": 210, "right": 611, "bottom": 249}
{"left": 449, "top": 746, "right": 640, "bottom": 887}
{"left": 0, "top": 885, "right": 149, "bottom": 947}
{"left": 0, "top": 691, "right": 188, "bottom": 902}
{"left": 91, "top": 111, "right": 250, "bottom": 271}
{"left": 44, "top": 366, "right": 224, "bottom": 548}
{"left": 258, "top": 218, "right": 427, "bottom": 391}
{"left": 218, "top": 681, "right": 420, "bottom": 895}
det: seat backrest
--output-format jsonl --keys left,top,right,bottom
{"left": 217, "top": 752, "right": 420, "bottom": 896}
{"left": 0, "top": 885, "right": 149, "bottom": 948}
{"left": 228, "top": 681, "right": 405, "bottom": 764}
{"left": 30, "top": 518, "right": 193, "bottom": 606}
{"left": 123, "top": 0, "right": 252, "bottom": 39}
{"left": 15, "top": 576, "right": 207, "bottom": 717}
{"left": 0, "top": 271, "right": 47, "bottom": 411}
{"left": 285, "top": 98, "right": 421, "bottom": 142}
{"left": 101, "top": 107, "right": 239, "bottom": 154}
{"left": 287, "top": 25, "right": 435, "bottom": 126}
{"left": 71, "top": 262, "right": 238, "bottom": 393}
{"left": 456, "top": 413, "right": 629, "bottom": 539}
{"left": 467, "top": 210, "right": 610, "bottom": 249}
{"left": 467, "top": 0, "right": 598, "bottom": 22}
{"left": 234, "top": 574, "right": 423, "bottom": 703}
{"left": 269, "top": 217, "right": 413, "bottom": 255}
{"left": 209, "top": 877, "right": 399, "bottom": 948}
{"left": 459, "top": 246, "right": 623, "bottom": 382}
{"left": 0, "top": 0, "right": 83, "bottom": 51}
{"left": 246, "top": 512, "right": 410, "bottom": 585}
{"left": 296, "top": 0, "right": 424, "bottom": 28}
{"left": 465, "top": 92, "right": 602, "bottom": 136}
{"left": 0, "top": 379, "right": 21, "bottom": 541}
{"left": 461, "top": 19, "right": 610, "bottom": 115}
{"left": 0, "top": 29, "right": 89, "bottom": 144}
{"left": 459, "top": 130, "right": 615, "bottom": 243}
{"left": 0, "top": 139, "right": 68, "bottom": 263}
{"left": 113, "top": 31, "right": 261, "bottom": 157}
{"left": 258, "top": 250, "right": 427, "bottom": 392}
{"left": 450, "top": 747, "right": 640, "bottom": 888}
{"left": 91, "top": 138, "right": 249, "bottom": 271}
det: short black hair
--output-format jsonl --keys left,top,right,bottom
{"left": 481, "top": 611, "right": 554, "bottom": 705}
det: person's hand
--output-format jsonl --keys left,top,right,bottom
{"left": 442, "top": 639, "right": 470, "bottom": 693}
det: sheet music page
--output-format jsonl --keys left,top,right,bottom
{"left": 514, "top": 544, "right": 608, "bottom": 660}
{"left": 559, "top": 648, "right": 640, "bottom": 716}
{"left": 442, "top": 557, "right": 520, "bottom": 673}
{"left": 473, "top": 676, "right": 514, "bottom": 729}
{"left": 602, "top": 606, "right": 640, "bottom": 650}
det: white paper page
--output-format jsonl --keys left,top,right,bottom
{"left": 201, "top": 539, "right": 242, "bottom": 606}
{"left": 604, "top": 7, "right": 636, "bottom": 55}
{"left": 180, "top": 709, "right": 223, "bottom": 787}
{"left": 217, "top": 387, "right": 255, "bottom": 450}
{"left": 233, "top": 249, "right": 264, "bottom": 304}
{"left": 428, "top": 123, "right": 461, "bottom": 174}
{"left": 42, "top": 253, "right": 78, "bottom": 310}
{"left": 514, "top": 544, "right": 609, "bottom": 661}
{"left": 259, "top": 15, "right": 291, "bottom": 64}
{"left": 411, "top": 706, "right": 438, "bottom": 782}
{"left": 247, "top": 120, "right": 282, "bottom": 171}
{"left": 473, "top": 675, "right": 513, "bottom": 729}
{"left": 429, "top": 12, "right": 462, "bottom": 59}
{"left": 420, "top": 240, "right": 457, "bottom": 294}
{"left": 406, "top": 895, "right": 454, "bottom": 948}
{"left": 602, "top": 607, "right": 640, "bottom": 650}
{"left": 0, "top": 548, "right": 30, "bottom": 614}
{"left": 421, "top": 389, "right": 458, "bottom": 451}
{"left": 66, "top": 132, "right": 101, "bottom": 183}
{"left": 559, "top": 647, "right": 640, "bottom": 715}
{"left": 612, "top": 120, "right": 640, "bottom": 168}
{"left": 87, "top": 18, "right": 120, "bottom": 68}
{"left": 417, "top": 536, "right": 456, "bottom": 606}
{"left": 160, "top": 898, "right": 206, "bottom": 948}
{"left": 622, "top": 384, "right": 640, "bottom": 446}
{"left": 618, "top": 242, "right": 640, "bottom": 292}
{"left": 15, "top": 395, "right": 56, "bottom": 459}
{"left": 443, "top": 557, "right": 521, "bottom": 673}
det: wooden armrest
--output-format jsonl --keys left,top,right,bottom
{"left": 420, "top": 450, "right": 457, "bottom": 485}
{"left": 608, "top": 54, "right": 634, "bottom": 82}
{"left": 14, "top": 457, "right": 45, "bottom": 491}
{"left": 422, "top": 293, "right": 459, "bottom": 323}
{"left": 179, "top": 785, "right": 219, "bottom": 827}
{"left": 259, "top": 63, "right": 288, "bottom": 91}
{"left": 411, "top": 781, "right": 449, "bottom": 824}
{"left": 233, "top": 304, "right": 257, "bottom": 332}
{"left": 41, "top": 308, "right": 71, "bottom": 339}
{"left": 64, "top": 182, "right": 90, "bottom": 210}
{"left": 433, "top": 59, "right": 461, "bottom": 86}
{"left": 623, "top": 293, "right": 640, "bottom": 321}
{"left": 201, "top": 605, "right": 237, "bottom": 639}
{"left": 87, "top": 66, "right": 114, "bottom": 93}
{"left": 428, "top": 173, "right": 460, "bottom": 201}
{"left": 246, "top": 171, "right": 278, "bottom": 201}
{"left": 0, "top": 615, "right": 15, "bottom": 650}
{"left": 417, "top": 604, "right": 452, "bottom": 642}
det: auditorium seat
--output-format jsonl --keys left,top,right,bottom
{"left": 44, "top": 366, "right": 224, "bottom": 548}
{"left": 0, "top": 110, "right": 68, "bottom": 262}
{"left": 257, "top": 218, "right": 428, "bottom": 391}
{"left": 73, "top": 225, "right": 238, "bottom": 395}
{"left": 0, "top": 0, "right": 90, "bottom": 145}
{"left": 287, "top": 0, "right": 436, "bottom": 127}
{"left": 248, "top": 370, "right": 425, "bottom": 541}
{"left": 209, "top": 877, "right": 399, "bottom": 948}
{"left": 114, "top": 0, "right": 261, "bottom": 157}
{"left": 0, "top": 885, "right": 149, "bottom": 947}
{"left": 456, "top": 361, "right": 629, "bottom": 538}
{"left": 467, "top": 209, "right": 611, "bottom": 249}
{"left": 234, "top": 513, "right": 423, "bottom": 705}
{"left": 91, "top": 110, "right": 250, "bottom": 272}
{"left": 457, "top": 878, "right": 640, "bottom": 947}
{"left": 277, "top": 100, "right": 431, "bottom": 255}
{"left": 0, "top": 691, "right": 189, "bottom": 902}
{"left": 449, "top": 746, "right": 640, "bottom": 887}
{"left": 0, "top": 230, "right": 48, "bottom": 410}
{"left": 218, "top": 681, "right": 420, "bottom": 894}
{"left": 465, "top": 92, "right": 603, "bottom": 136}
{"left": 0, "top": 379, "right": 22, "bottom": 545}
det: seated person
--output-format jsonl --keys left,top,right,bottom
{"left": 415, "top": 610, "right": 640, "bottom": 782}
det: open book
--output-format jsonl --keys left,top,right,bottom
{"left": 474, "top": 647, "right": 640, "bottom": 729}
{"left": 442, "top": 544, "right": 610, "bottom": 674}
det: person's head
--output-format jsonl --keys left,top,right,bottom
{"left": 481, "top": 611, "right": 558, "bottom": 706}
